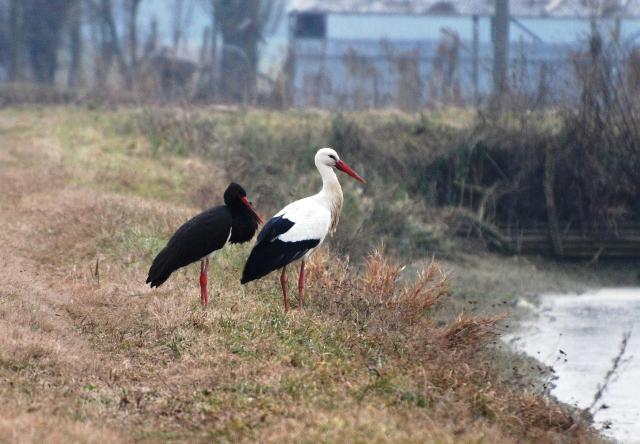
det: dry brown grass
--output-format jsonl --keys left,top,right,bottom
{"left": 306, "top": 247, "right": 449, "bottom": 334}
{"left": 0, "top": 412, "right": 123, "bottom": 444}
{"left": 301, "top": 247, "right": 595, "bottom": 442}
{"left": 0, "top": 107, "right": 602, "bottom": 443}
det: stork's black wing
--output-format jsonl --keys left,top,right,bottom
{"left": 241, "top": 215, "right": 320, "bottom": 284}
{"left": 146, "top": 206, "right": 232, "bottom": 287}
{"left": 256, "top": 214, "right": 294, "bottom": 243}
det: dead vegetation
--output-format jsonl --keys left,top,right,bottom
{"left": 127, "top": 86, "right": 640, "bottom": 262}
{"left": 125, "top": 37, "right": 640, "bottom": 258}
{"left": 0, "top": 108, "right": 603, "bottom": 442}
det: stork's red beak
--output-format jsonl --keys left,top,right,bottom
{"left": 335, "top": 160, "right": 367, "bottom": 184}
{"left": 240, "top": 197, "right": 264, "bottom": 224}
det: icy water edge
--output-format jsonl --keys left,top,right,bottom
{"left": 507, "top": 289, "right": 640, "bottom": 443}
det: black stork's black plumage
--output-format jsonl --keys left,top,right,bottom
{"left": 146, "top": 183, "right": 263, "bottom": 306}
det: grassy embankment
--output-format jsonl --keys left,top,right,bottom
{"left": 0, "top": 106, "right": 610, "bottom": 442}
{"left": 130, "top": 106, "right": 639, "bottom": 304}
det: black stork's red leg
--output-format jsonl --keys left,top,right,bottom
{"left": 297, "top": 260, "right": 305, "bottom": 309}
{"left": 200, "top": 258, "right": 209, "bottom": 306}
{"left": 280, "top": 265, "right": 289, "bottom": 313}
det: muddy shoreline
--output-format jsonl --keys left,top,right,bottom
{"left": 508, "top": 290, "right": 640, "bottom": 443}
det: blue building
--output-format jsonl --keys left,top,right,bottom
{"left": 287, "top": 0, "right": 640, "bottom": 109}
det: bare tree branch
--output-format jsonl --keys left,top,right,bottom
{"left": 589, "top": 329, "right": 633, "bottom": 413}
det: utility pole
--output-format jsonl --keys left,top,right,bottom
{"left": 493, "top": 0, "right": 509, "bottom": 101}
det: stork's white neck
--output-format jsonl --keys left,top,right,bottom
{"left": 315, "top": 161, "right": 344, "bottom": 232}
{"left": 317, "top": 163, "right": 339, "bottom": 191}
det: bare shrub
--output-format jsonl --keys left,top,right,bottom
{"left": 426, "top": 36, "right": 640, "bottom": 236}
{"left": 308, "top": 246, "right": 450, "bottom": 335}
{"left": 440, "top": 313, "right": 503, "bottom": 350}
{"left": 0, "top": 83, "right": 76, "bottom": 107}
{"left": 303, "top": 246, "right": 593, "bottom": 441}
{"left": 558, "top": 37, "right": 640, "bottom": 229}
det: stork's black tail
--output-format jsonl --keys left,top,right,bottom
{"left": 241, "top": 238, "right": 320, "bottom": 284}
{"left": 146, "top": 247, "right": 175, "bottom": 288}
{"left": 241, "top": 242, "right": 278, "bottom": 284}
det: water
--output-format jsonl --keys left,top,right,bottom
{"left": 507, "top": 289, "right": 640, "bottom": 443}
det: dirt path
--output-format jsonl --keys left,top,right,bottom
{"left": 0, "top": 112, "right": 296, "bottom": 443}
{"left": 0, "top": 129, "right": 128, "bottom": 441}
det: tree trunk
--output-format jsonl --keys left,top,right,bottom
{"left": 8, "top": 0, "right": 24, "bottom": 81}
{"left": 172, "top": 0, "right": 184, "bottom": 54}
{"left": 93, "top": 12, "right": 112, "bottom": 88}
{"left": 24, "top": 0, "right": 69, "bottom": 84}
{"left": 127, "top": 0, "right": 142, "bottom": 84}
{"left": 99, "top": 0, "right": 132, "bottom": 89}
{"left": 143, "top": 16, "right": 158, "bottom": 57}
{"left": 68, "top": 0, "right": 83, "bottom": 88}
{"left": 209, "top": 0, "right": 218, "bottom": 99}
{"left": 215, "top": 0, "right": 260, "bottom": 103}
{"left": 544, "top": 142, "right": 563, "bottom": 257}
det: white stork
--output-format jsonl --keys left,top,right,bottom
{"left": 241, "top": 148, "right": 366, "bottom": 312}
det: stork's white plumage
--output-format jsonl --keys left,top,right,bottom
{"left": 241, "top": 148, "right": 366, "bottom": 312}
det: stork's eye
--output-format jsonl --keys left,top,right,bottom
{"left": 329, "top": 154, "right": 336, "bottom": 160}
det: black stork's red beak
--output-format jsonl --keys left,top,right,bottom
{"left": 335, "top": 160, "right": 367, "bottom": 184}
{"left": 240, "top": 196, "right": 264, "bottom": 224}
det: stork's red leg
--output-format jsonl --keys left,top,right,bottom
{"left": 200, "top": 259, "right": 209, "bottom": 306}
{"left": 280, "top": 266, "right": 289, "bottom": 313}
{"left": 297, "top": 260, "right": 305, "bottom": 309}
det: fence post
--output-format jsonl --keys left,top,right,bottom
{"left": 493, "top": 0, "right": 510, "bottom": 101}
{"left": 472, "top": 14, "right": 480, "bottom": 106}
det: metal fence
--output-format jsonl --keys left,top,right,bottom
{"left": 289, "top": 37, "right": 597, "bottom": 110}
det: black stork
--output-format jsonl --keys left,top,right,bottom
{"left": 240, "top": 148, "right": 366, "bottom": 312}
{"left": 146, "top": 183, "right": 263, "bottom": 306}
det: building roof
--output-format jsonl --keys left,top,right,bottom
{"left": 289, "top": 0, "right": 640, "bottom": 18}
